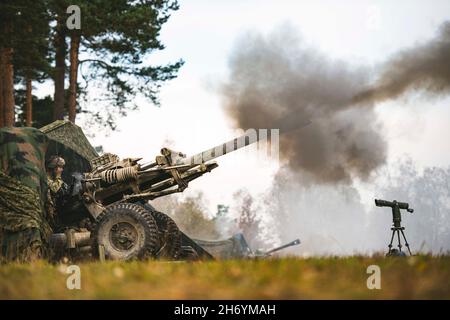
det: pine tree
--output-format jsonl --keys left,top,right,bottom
{"left": 47, "top": 0, "right": 69, "bottom": 121}
{"left": 13, "top": 0, "right": 51, "bottom": 127}
{"left": 77, "top": 0, "right": 183, "bottom": 128}
{"left": 0, "top": 1, "right": 17, "bottom": 127}
{"left": 1, "top": 0, "right": 183, "bottom": 129}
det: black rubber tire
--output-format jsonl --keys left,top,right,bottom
{"left": 138, "top": 203, "right": 182, "bottom": 260}
{"left": 179, "top": 246, "right": 200, "bottom": 261}
{"left": 93, "top": 203, "right": 159, "bottom": 260}
{"left": 152, "top": 210, "right": 182, "bottom": 260}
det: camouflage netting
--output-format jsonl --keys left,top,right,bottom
{"left": 0, "top": 172, "right": 52, "bottom": 262}
{"left": 0, "top": 127, "right": 52, "bottom": 262}
{"left": 0, "top": 127, "right": 48, "bottom": 196}
{"left": 40, "top": 120, "right": 98, "bottom": 180}
{"left": 40, "top": 120, "right": 98, "bottom": 160}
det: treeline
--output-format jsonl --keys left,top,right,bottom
{"left": 0, "top": 0, "right": 183, "bottom": 129}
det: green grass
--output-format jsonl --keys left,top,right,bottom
{"left": 1, "top": 256, "right": 449, "bottom": 299}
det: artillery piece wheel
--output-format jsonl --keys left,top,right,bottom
{"left": 179, "top": 246, "right": 200, "bottom": 260}
{"left": 93, "top": 203, "right": 159, "bottom": 260}
{"left": 152, "top": 210, "right": 182, "bottom": 260}
{"left": 139, "top": 203, "right": 182, "bottom": 260}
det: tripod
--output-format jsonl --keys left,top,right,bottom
{"left": 387, "top": 226, "right": 412, "bottom": 256}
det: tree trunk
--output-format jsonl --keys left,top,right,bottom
{"left": 68, "top": 33, "right": 80, "bottom": 123}
{"left": 53, "top": 17, "right": 66, "bottom": 121}
{"left": 26, "top": 75, "right": 32, "bottom": 127}
{"left": 0, "top": 48, "right": 4, "bottom": 128}
{"left": 2, "top": 47, "right": 15, "bottom": 127}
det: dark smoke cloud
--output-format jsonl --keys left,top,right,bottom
{"left": 353, "top": 22, "right": 450, "bottom": 105}
{"left": 222, "top": 28, "right": 386, "bottom": 184}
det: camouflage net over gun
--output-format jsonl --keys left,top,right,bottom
{"left": 0, "top": 172, "right": 52, "bottom": 262}
{"left": 0, "top": 127, "right": 52, "bottom": 262}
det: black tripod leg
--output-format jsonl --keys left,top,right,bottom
{"left": 396, "top": 229, "right": 403, "bottom": 252}
{"left": 400, "top": 229, "right": 413, "bottom": 255}
{"left": 388, "top": 229, "right": 395, "bottom": 253}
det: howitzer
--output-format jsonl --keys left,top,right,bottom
{"left": 57, "top": 130, "right": 278, "bottom": 261}
{"left": 37, "top": 120, "right": 309, "bottom": 261}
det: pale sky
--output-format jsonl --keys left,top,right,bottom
{"left": 36, "top": 0, "right": 450, "bottom": 214}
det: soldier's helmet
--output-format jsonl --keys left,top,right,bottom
{"left": 47, "top": 155, "right": 66, "bottom": 169}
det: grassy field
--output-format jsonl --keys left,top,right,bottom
{"left": 1, "top": 255, "right": 449, "bottom": 299}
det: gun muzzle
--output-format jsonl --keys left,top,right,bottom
{"left": 264, "top": 238, "right": 301, "bottom": 255}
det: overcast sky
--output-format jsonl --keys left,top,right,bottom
{"left": 36, "top": 0, "right": 450, "bottom": 214}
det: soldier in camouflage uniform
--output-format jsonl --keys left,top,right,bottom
{"left": 46, "top": 155, "right": 70, "bottom": 231}
{"left": 0, "top": 127, "right": 52, "bottom": 262}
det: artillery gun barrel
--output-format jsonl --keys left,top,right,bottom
{"left": 179, "top": 117, "right": 311, "bottom": 165}
{"left": 179, "top": 130, "right": 276, "bottom": 165}
{"left": 264, "top": 239, "right": 301, "bottom": 255}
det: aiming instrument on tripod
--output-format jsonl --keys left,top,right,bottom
{"left": 374, "top": 199, "right": 414, "bottom": 256}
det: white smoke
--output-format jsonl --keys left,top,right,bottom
{"left": 248, "top": 158, "right": 450, "bottom": 256}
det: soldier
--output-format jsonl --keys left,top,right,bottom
{"left": 46, "top": 156, "right": 70, "bottom": 230}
